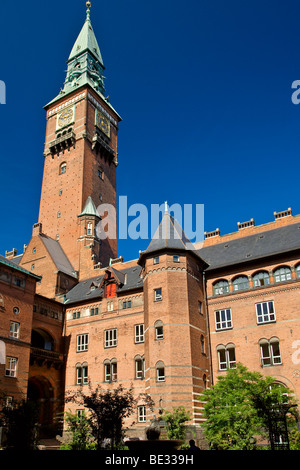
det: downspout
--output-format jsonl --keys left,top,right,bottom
{"left": 203, "top": 271, "right": 214, "bottom": 386}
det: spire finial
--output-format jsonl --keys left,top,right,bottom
{"left": 86, "top": 1, "right": 91, "bottom": 18}
{"left": 164, "top": 201, "right": 168, "bottom": 213}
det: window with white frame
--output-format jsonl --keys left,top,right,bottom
{"left": 77, "top": 334, "right": 89, "bottom": 352}
{"left": 217, "top": 344, "right": 236, "bottom": 370}
{"left": 274, "top": 267, "right": 292, "bottom": 283}
{"left": 213, "top": 279, "right": 229, "bottom": 295}
{"left": 87, "top": 223, "right": 93, "bottom": 236}
{"left": 155, "top": 320, "right": 164, "bottom": 340}
{"left": 5, "top": 357, "right": 18, "bottom": 377}
{"left": 253, "top": 271, "right": 270, "bottom": 287}
{"left": 296, "top": 265, "right": 300, "bottom": 279}
{"left": 256, "top": 301, "right": 276, "bottom": 324}
{"left": 107, "top": 301, "right": 113, "bottom": 312}
{"left": 76, "top": 363, "right": 88, "bottom": 385}
{"left": 233, "top": 276, "right": 249, "bottom": 291}
{"left": 153, "top": 256, "right": 159, "bottom": 265}
{"left": 105, "top": 329, "right": 117, "bottom": 348}
{"left": 138, "top": 405, "right": 146, "bottom": 422}
{"left": 135, "top": 324, "right": 144, "bottom": 343}
{"left": 259, "top": 338, "right": 282, "bottom": 366}
{"left": 135, "top": 356, "right": 145, "bottom": 379}
{"left": 173, "top": 255, "right": 179, "bottom": 262}
{"left": 104, "top": 360, "right": 117, "bottom": 382}
{"left": 215, "top": 308, "right": 232, "bottom": 330}
{"left": 9, "top": 321, "right": 19, "bottom": 339}
{"left": 156, "top": 361, "right": 165, "bottom": 381}
{"left": 154, "top": 288, "right": 162, "bottom": 301}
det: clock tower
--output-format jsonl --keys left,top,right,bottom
{"left": 37, "top": 2, "right": 121, "bottom": 278}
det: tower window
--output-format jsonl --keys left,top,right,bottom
{"left": 154, "top": 288, "right": 162, "bottom": 301}
{"left": 156, "top": 361, "right": 165, "bottom": 382}
{"left": 57, "top": 211, "right": 61, "bottom": 218}
{"left": 155, "top": 320, "right": 164, "bottom": 340}
{"left": 87, "top": 223, "right": 93, "bottom": 236}
{"left": 60, "top": 163, "right": 67, "bottom": 174}
{"left": 98, "top": 168, "right": 103, "bottom": 180}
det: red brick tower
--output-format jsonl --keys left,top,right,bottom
{"left": 138, "top": 208, "right": 211, "bottom": 425}
{"left": 38, "top": 2, "right": 121, "bottom": 277}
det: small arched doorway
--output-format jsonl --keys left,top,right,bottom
{"left": 27, "top": 376, "right": 55, "bottom": 436}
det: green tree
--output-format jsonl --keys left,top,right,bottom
{"left": 200, "top": 363, "right": 298, "bottom": 450}
{"left": 60, "top": 411, "right": 95, "bottom": 450}
{"left": 66, "top": 384, "right": 153, "bottom": 450}
{"left": 162, "top": 407, "right": 191, "bottom": 440}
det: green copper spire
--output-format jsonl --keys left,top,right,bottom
{"left": 46, "top": 2, "right": 107, "bottom": 106}
{"left": 68, "top": 1, "right": 104, "bottom": 66}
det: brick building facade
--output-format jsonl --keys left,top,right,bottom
{"left": 1, "top": 4, "right": 300, "bottom": 442}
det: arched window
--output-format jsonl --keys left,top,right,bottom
{"left": 253, "top": 271, "right": 270, "bottom": 287}
{"left": 259, "top": 337, "right": 282, "bottom": 366}
{"left": 154, "top": 320, "right": 164, "bottom": 340}
{"left": 0, "top": 340, "right": 6, "bottom": 365}
{"left": 296, "top": 264, "right": 300, "bottom": 279}
{"left": 76, "top": 362, "right": 88, "bottom": 385}
{"left": 59, "top": 162, "right": 67, "bottom": 175}
{"left": 200, "top": 335, "right": 205, "bottom": 354}
{"left": 31, "top": 329, "right": 54, "bottom": 351}
{"left": 156, "top": 361, "right": 165, "bottom": 382}
{"left": 203, "top": 374, "right": 207, "bottom": 390}
{"left": 87, "top": 223, "right": 93, "bottom": 236}
{"left": 213, "top": 279, "right": 229, "bottom": 295}
{"left": 233, "top": 276, "right": 249, "bottom": 292}
{"left": 216, "top": 343, "right": 236, "bottom": 370}
{"left": 135, "top": 355, "right": 145, "bottom": 379}
{"left": 274, "top": 267, "right": 292, "bottom": 283}
{"left": 104, "top": 359, "right": 117, "bottom": 382}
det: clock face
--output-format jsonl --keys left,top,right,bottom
{"left": 57, "top": 108, "right": 74, "bottom": 128}
{"left": 96, "top": 111, "right": 110, "bottom": 137}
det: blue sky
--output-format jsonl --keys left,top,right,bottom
{"left": 0, "top": 0, "right": 300, "bottom": 262}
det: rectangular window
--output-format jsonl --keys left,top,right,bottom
{"left": 105, "top": 362, "right": 117, "bottom": 382}
{"left": 138, "top": 406, "right": 146, "bottom": 423}
{"left": 256, "top": 301, "right": 275, "bottom": 324}
{"left": 90, "top": 307, "right": 98, "bottom": 316}
{"left": 73, "top": 311, "right": 80, "bottom": 319}
{"left": 173, "top": 255, "right": 180, "bottom": 262}
{"left": 215, "top": 309, "right": 232, "bottom": 330}
{"left": 153, "top": 256, "right": 159, "bottom": 265}
{"left": 105, "top": 329, "right": 117, "bottom": 348}
{"left": 77, "top": 334, "right": 89, "bottom": 352}
{"left": 260, "top": 341, "right": 282, "bottom": 366}
{"left": 76, "top": 365, "right": 88, "bottom": 385}
{"left": 135, "top": 324, "right": 144, "bottom": 343}
{"left": 9, "top": 322, "right": 20, "bottom": 339}
{"left": 198, "top": 301, "right": 203, "bottom": 314}
{"left": 5, "top": 357, "right": 18, "bottom": 377}
{"left": 135, "top": 359, "right": 145, "bottom": 379}
{"left": 218, "top": 347, "right": 236, "bottom": 370}
{"left": 107, "top": 301, "right": 113, "bottom": 312}
{"left": 155, "top": 325, "right": 164, "bottom": 340}
{"left": 157, "top": 366, "right": 165, "bottom": 382}
{"left": 154, "top": 288, "right": 162, "bottom": 302}
{"left": 123, "top": 300, "right": 132, "bottom": 309}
